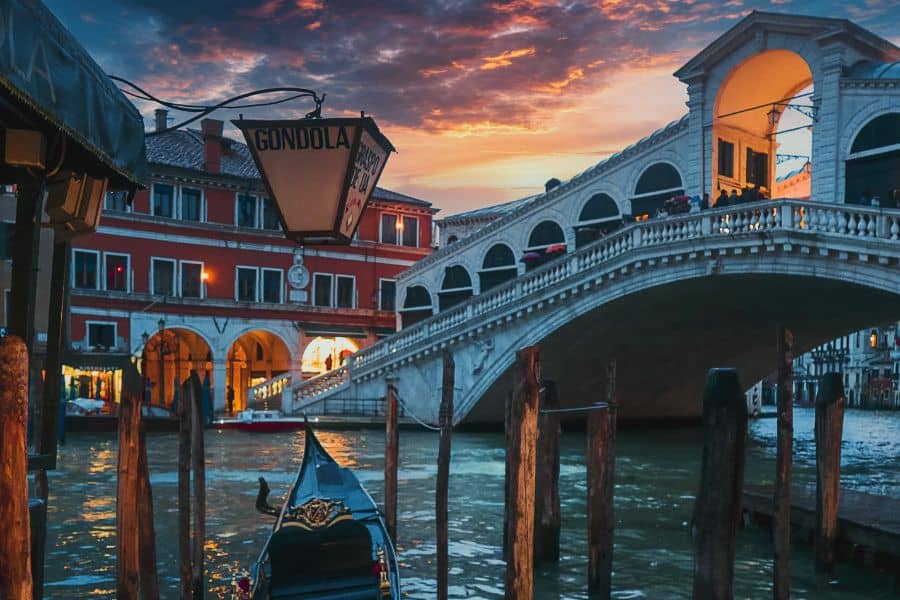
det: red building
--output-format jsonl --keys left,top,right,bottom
{"left": 67, "top": 113, "right": 436, "bottom": 413}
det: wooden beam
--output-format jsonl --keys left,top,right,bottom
{"left": 505, "top": 346, "right": 540, "bottom": 600}
{"left": 436, "top": 350, "right": 454, "bottom": 600}
{"left": 691, "top": 369, "right": 747, "bottom": 600}
{"left": 534, "top": 380, "right": 560, "bottom": 564}
{"left": 774, "top": 325, "right": 794, "bottom": 600}
{"left": 0, "top": 335, "right": 33, "bottom": 600}
{"left": 384, "top": 380, "right": 399, "bottom": 545}
{"left": 815, "top": 372, "right": 845, "bottom": 576}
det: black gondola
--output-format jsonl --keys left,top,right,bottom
{"left": 245, "top": 426, "right": 400, "bottom": 599}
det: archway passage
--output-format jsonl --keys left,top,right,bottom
{"left": 301, "top": 336, "right": 359, "bottom": 376}
{"left": 713, "top": 49, "right": 813, "bottom": 203}
{"left": 845, "top": 112, "right": 900, "bottom": 208}
{"left": 525, "top": 220, "right": 566, "bottom": 271}
{"left": 631, "top": 164, "right": 684, "bottom": 218}
{"left": 576, "top": 193, "right": 621, "bottom": 248}
{"left": 480, "top": 244, "right": 518, "bottom": 292}
{"left": 141, "top": 327, "right": 212, "bottom": 410}
{"left": 400, "top": 285, "right": 433, "bottom": 328}
{"left": 439, "top": 265, "right": 474, "bottom": 311}
{"left": 227, "top": 330, "right": 292, "bottom": 412}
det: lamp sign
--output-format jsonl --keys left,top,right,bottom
{"left": 233, "top": 116, "right": 395, "bottom": 245}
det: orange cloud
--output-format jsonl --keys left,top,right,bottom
{"left": 536, "top": 66, "right": 585, "bottom": 93}
{"left": 296, "top": 0, "right": 323, "bottom": 9}
{"left": 306, "top": 20, "right": 321, "bottom": 31}
{"left": 480, "top": 47, "right": 537, "bottom": 70}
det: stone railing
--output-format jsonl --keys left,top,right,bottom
{"left": 292, "top": 199, "right": 900, "bottom": 408}
{"left": 291, "top": 366, "right": 349, "bottom": 407}
{"left": 247, "top": 372, "right": 292, "bottom": 407}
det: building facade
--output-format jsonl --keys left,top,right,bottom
{"left": 65, "top": 115, "right": 436, "bottom": 413}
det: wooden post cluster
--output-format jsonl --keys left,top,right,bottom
{"left": 774, "top": 325, "right": 794, "bottom": 600}
{"left": 534, "top": 380, "right": 560, "bottom": 564}
{"left": 815, "top": 372, "right": 845, "bottom": 576}
{"left": 0, "top": 335, "right": 33, "bottom": 600}
{"left": 176, "top": 372, "right": 207, "bottom": 599}
{"left": 436, "top": 350, "right": 454, "bottom": 600}
{"left": 691, "top": 368, "right": 747, "bottom": 600}
{"left": 385, "top": 379, "right": 400, "bottom": 545}
{"left": 505, "top": 346, "right": 541, "bottom": 600}
{"left": 178, "top": 375, "right": 193, "bottom": 598}
{"left": 587, "top": 359, "right": 618, "bottom": 598}
{"left": 190, "top": 371, "right": 207, "bottom": 600}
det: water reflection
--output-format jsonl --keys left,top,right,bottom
{"left": 42, "top": 409, "right": 899, "bottom": 598}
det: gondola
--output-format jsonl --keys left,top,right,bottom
{"left": 244, "top": 426, "right": 400, "bottom": 599}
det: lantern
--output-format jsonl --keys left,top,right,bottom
{"left": 233, "top": 116, "right": 395, "bottom": 245}
{"left": 44, "top": 171, "right": 108, "bottom": 239}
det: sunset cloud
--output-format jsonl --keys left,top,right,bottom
{"left": 480, "top": 47, "right": 537, "bottom": 70}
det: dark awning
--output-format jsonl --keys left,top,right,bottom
{"left": 0, "top": 0, "right": 147, "bottom": 186}
{"left": 300, "top": 323, "right": 368, "bottom": 339}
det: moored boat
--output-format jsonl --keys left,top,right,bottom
{"left": 212, "top": 409, "right": 306, "bottom": 432}
{"left": 238, "top": 426, "right": 400, "bottom": 599}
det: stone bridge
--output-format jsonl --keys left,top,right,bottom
{"left": 285, "top": 200, "right": 900, "bottom": 425}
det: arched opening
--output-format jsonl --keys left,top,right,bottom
{"left": 446, "top": 235, "right": 459, "bottom": 244}
{"left": 301, "top": 336, "right": 359, "bottom": 376}
{"left": 845, "top": 112, "right": 900, "bottom": 208}
{"left": 226, "top": 330, "right": 292, "bottom": 412}
{"left": 524, "top": 220, "right": 566, "bottom": 271}
{"left": 479, "top": 244, "right": 517, "bottom": 292}
{"left": 400, "top": 285, "right": 433, "bottom": 328}
{"left": 438, "top": 265, "right": 473, "bottom": 311}
{"left": 140, "top": 327, "right": 212, "bottom": 410}
{"left": 713, "top": 49, "right": 814, "bottom": 204}
{"left": 631, "top": 163, "right": 684, "bottom": 219}
{"left": 575, "top": 193, "right": 621, "bottom": 248}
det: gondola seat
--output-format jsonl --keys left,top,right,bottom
{"left": 268, "top": 519, "right": 379, "bottom": 599}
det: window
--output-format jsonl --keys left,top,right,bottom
{"left": 261, "top": 197, "right": 280, "bottom": 230}
{"left": 237, "top": 194, "right": 258, "bottom": 228}
{"left": 717, "top": 139, "right": 734, "bottom": 178}
{"left": 236, "top": 267, "right": 258, "bottom": 302}
{"left": 745, "top": 149, "right": 768, "bottom": 188}
{"left": 313, "top": 273, "right": 333, "bottom": 307}
{"left": 151, "top": 258, "right": 176, "bottom": 296}
{"left": 379, "top": 279, "right": 396, "bottom": 311}
{"left": 105, "top": 190, "right": 129, "bottom": 212}
{"left": 87, "top": 322, "right": 116, "bottom": 350}
{"left": 72, "top": 250, "right": 99, "bottom": 289}
{"left": 336, "top": 275, "right": 355, "bottom": 308}
{"left": 261, "top": 268, "right": 283, "bottom": 303}
{"left": 401, "top": 216, "right": 418, "bottom": 247}
{"left": 1, "top": 222, "right": 15, "bottom": 259}
{"left": 180, "top": 261, "right": 203, "bottom": 299}
{"left": 104, "top": 253, "right": 129, "bottom": 292}
{"left": 181, "top": 187, "right": 202, "bottom": 222}
{"left": 152, "top": 183, "right": 174, "bottom": 218}
{"left": 380, "top": 214, "right": 398, "bottom": 244}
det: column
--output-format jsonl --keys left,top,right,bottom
{"left": 809, "top": 48, "right": 844, "bottom": 202}
{"left": 685, "top": 79, "right": 706, "bottom": 196}
{"left": 212, "top": 359, "right": 227, "bottom": 414}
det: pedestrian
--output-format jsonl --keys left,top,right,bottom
{"left": 702, "top": 193, "right": 710, "bottom": 210}
{"left": 729, "top": 189, "right": 739, "bottom": 205}
{"left": 717, "top": 189, "right": 728, "bottom": 208}
{"left": 325, "top": 354, "right": 333, "bottom": 371}
{"left": 227, "top": 385, "right": 235, "bottom": 415}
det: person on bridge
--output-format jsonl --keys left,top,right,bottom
{"left": 729, "top": 189, "right": 739, "bottom": 204}
{"left": 717, "top": 189, "right": 728, "bottom": 207}
{"left": 325, "top": 354, "right": 333, "bottom": 371}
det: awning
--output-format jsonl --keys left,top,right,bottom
{"left": 0, "top": 0, "right": 147, "bottom": 186}
{"left": 300, "top": 323, "right": 368, "bottom": 339}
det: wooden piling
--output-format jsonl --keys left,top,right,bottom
{"left": 505, "top": 346, "right": 540, "bottom": 600}
{"left": 189, "top": 372, "right": 206, "bottom": 599}
{"left": 534, "top": 380, "right": 560, "bottom": 564}
{"left": 136, "top": 390, "right": 160, "bottom": 600}
{"left": 815, "top": 372, "right": 845, "bottom": 576}
{"left": 117, "top": 385, "right": 142, "bottom": 598}
{"left": 774, "top": 325, "right": 794, "bottom": 600}
{"left": 436, "top": 350, "right": 454, "bottom": 600}
{"left": 587, "top": 402, "right": 610, "bottom": 598}
{"left": 602, "top": 360, "right": 617, "bottom": 586}
{"left": 691, "top": 369, "right": 747, "bottom": 600}
{"left": 178, "top": 376, "right": 193, "bottom": 599}
{"left": 385, "top": 380, "right": 399, "bottom": 545}
{"left": 0, "top": 335, "right": 33, "bottom": 600}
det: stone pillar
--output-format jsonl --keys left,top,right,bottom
{"left": 212, "top": 360, "right": 227, "bottom": 413}
{"left": 810, "top": 48, "right": 845, "bottom": 203}
{"left": 685, "top": 79, "right": 706, "bottom": 197}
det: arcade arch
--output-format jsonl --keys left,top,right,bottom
{"left": 845, "top": 112, "right": 900, "bottom": 208}
{"left": 226, "top": 330, "right": 291, "bottom": 412}
{"left": 479, "top": 243, "right": 518, "bottom": 292}
{"left": 525, "top": 220, "right": 566, "bottom": 271}
{"left": 400, "top": 284, "right": 433, "bottom": 328}
{"left": 301, "top": 336, "right": 359, "bottom": 376}
{"left": 438, "top": 265, "right": 474, "bottom": 311}
{"left": 575, "top": 193, "right": 621, "bottom": 248}
{"left": 140, "top": 327, "right": 212, "bottom": 409}
{"left": 631, "top": 163, "right": 684, "bottom": 219}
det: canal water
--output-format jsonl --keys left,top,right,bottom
{"left": 41, "top": 408, "right": 899, "bottom": 599}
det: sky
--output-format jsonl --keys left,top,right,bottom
{"left": 46, "top": 0, "right": 900, "bottom": 216}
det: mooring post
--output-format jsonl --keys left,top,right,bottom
{"left": 587, "top": 401, "right": 610, "bottom": 598}
{"left": 534, "top": 380, "right": 560, "bottom": 564}
{"left": 774, "top": 325, "right": 794, "bottom": 600}
{"left": 189, "top": 371, "right": 206, "bottom": 599}
{"left": 385, "top": 379, "right": 400, "bottom": 545}
{"left": 603, "top": 360, "right": 617, "bottom": 586}
{"left": 135, "top": 390, "right": 160, "bottom": 600}
{"left": 178, "top": 376, "right": 193, "bottom": 599}
{"left": 815, "top": 372, "right": 845, "bottom": 576}
{"left": 436, "top": 350, "right": 454, "bottom": 600}
{"left": 691, "top": 369, "right": 748, "bottom": 600}
{"left": 505, "top": 346, "right": 540, "bottom": 600}
{"left": 117, "top": 383, "right": 142, "bottom": 598}
{"left": 503, "top": 389, "right": 512, "bottom": 562}
{"left": 0, "top": 335, "right": 33, "bottom": 600}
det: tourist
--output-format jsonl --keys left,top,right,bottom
{"left": 729, "top": 189, "right": 739, "bottom": 204}
{"left": 325, "top": 354, "right": 333, "bottom": 371}
{"left": 227, "top": 386, "right": 235, "bottom": 415}
{"left": 717, "top": 189, "right": 729, "bottom": 207}
{"left": 702, "top": 193, "right": 710, "bottom": 210}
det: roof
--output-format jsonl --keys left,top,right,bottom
{"left": 144, "top": 129, "right": 432, "bottom": 208}
{"left": 776, "top": 162, "right": 810, "bottom": 183}
{"left": 844, "top": 60, "right": 900, "bottom": 80}
{"left": 438, "top": 195, "right": 540, "bottom": 224}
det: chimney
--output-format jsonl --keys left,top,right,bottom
{"left": 545, "top": 177, "right": 561, "bottom": 193}
{"left": 154, "top": 109, "right": 168, "bottom": 133}
{"left": 201, "top": 118, "right": 224, "bottom": 174}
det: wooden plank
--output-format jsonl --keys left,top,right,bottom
{"left": 0, "top": 335, "right": 33, "bottom": 600}
{"left": 384, "top": 380, "right": 399, "bottom": 545}
{"left": 505, "top": 346, "right": 540, "bottom": 600}
{"left": 534, "top": 380, "right": 560, "bottom": 565}
{"left": 774, "top": 325, "right": 794, "bottom": 600}
{"left": 815, "top": 372, "right": 845, "bottom": 575}
{"left": 436, "top": 350, "right": 454, "bottom": 600}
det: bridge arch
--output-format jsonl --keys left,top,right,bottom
{"left": 438, "top": 264, "right": 474, "bottom": 310}
{"left": 630, "top": 161, "right": 685, "bottom": 218}
{"left": 400, "top": 284, "right": 434, "bottom": 328}
{"left": 574, "top": 192, "right": 622, "bottom": 248}
{"left": 523, "top": 218, "right": 567, "bottom": 271}
{"left": 844, "top": 111, "right": 900, "bottom": 208}
{"left": 479, "top": 243, "right": 518, "bottom": 292}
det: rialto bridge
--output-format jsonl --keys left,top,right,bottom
{"left": 259, "top": 11, "right": 900, "bottom": 424}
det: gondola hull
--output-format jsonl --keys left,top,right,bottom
{"left": 248, "top": 427, "right": 400, "bottom": 599}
